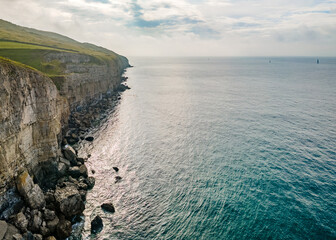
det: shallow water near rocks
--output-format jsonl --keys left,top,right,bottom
{"left": 79, "top": 57, "right": 336, "bottom": 240}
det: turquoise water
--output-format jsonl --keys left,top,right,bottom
{"left": 81, "top": 57, "right": 336, "bottom": 239}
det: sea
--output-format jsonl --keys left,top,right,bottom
{"left": 79, "top": 57, "right": 336, "bottom": 240}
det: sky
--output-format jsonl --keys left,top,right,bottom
{"left": 0, "top": 0, "right": 335, "bottom": 56}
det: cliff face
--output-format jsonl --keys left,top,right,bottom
{"left": 45, "top": 52, "right": 129, "bottom": 110}
{"left": 0, "top": 60, "right": 69, "bottom": 195}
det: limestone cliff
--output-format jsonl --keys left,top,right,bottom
{"left": 0, "top": 59, "right": 69, "bottom": 194}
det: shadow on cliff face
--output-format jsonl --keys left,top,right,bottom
{"left": 33, "top": 160, "right": 60, "bottom": 190}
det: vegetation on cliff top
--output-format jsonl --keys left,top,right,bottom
{"left": 0, "top": 19, "right": 124, "bottom": 77}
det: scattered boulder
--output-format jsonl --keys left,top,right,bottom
{"left": 115, "top": 176, "right": 122, "bottom": 183}
{"left": 62, "top": 145, "right": 77, "bottom": 165}
{"left": 43, "top": 209, "right": 56, "bottom": 221}
{"left": 16, "top": 172, "right": 45, "bottom": 209}
{"left": 33, "top": 234, "right": 43, "bottom": 240}
{"left": 46, "top": 237, "right": 56, "bottom": 240}
{"left": 22, "top": 231, "right": 34, "bottom": 240}
{"left": 12, "top": 233, "right": 23, "bottom": 240}
{"left": 91, "top": 216, "right": 103, "bottom": 234}
{"left": 54, "top": 184, "right": 85, "bottom": 217}
{"left": 101, "top": 203, "right": 115, "bottom": 213}
{"left": 0, "top": 220, "right": 8, "bottom": 239}
{"left": 47, "top": 216, "right": 59, "bottom": 233}
{"left": 14, "top": 212, "right": 28, "bottom": 232}
{"left": 69, "top": 166, "right": 81, "bottom": 178}
{"left": 86, "top": 177, "right": 95, "bottom": 190}
{"left": 30, "top": 210, "right": 42, "bottom": 232}
{"left": 85, "top": 136, "right": 94, "bottom": 142}
{"left": 3, "top": 223, "right": 20, "bottom": 240}
{"left": 112, "top": 167, "right": 119, "bottom": 172}
{"left": 91, "top": 169, "right": 95, "bottom": 174}
{"left": 57, "top": 218, "right": 72, "bottom": 239}
{"left": 79, "top": 165, "right": 88, "bottom": 178}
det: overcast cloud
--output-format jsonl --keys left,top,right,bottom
{"left": 0, "top": 0, "right": 335, "bottom": 56}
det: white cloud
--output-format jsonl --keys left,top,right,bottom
{"left": 0, "top": 0, "right": 335, "bottom": 56}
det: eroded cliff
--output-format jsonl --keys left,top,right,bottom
{"left": 0, "top": 59, "right": 69, "bottom": 194}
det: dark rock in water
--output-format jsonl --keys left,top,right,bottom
{"left": 101, "top": 203, "right": 115, "bottom": 213}
{"left": 57, "top": 218, "right": 72, "bottom": 239}
{"left": 85, "top": 136, "right": 94, "bottom": 142}
{"left": 117, "top": 84, "right": 131, "bottom": 92}
{"left": 112, "top": 167, "right": 119, "bottom": 172}
{"left": 91, "top": 216, "right": 103, "bottom": 234}
{"left": 115, "top": 176, "right": 122, "bottom": 183}
{"left": 77, "top": 157, "right": 85, "bottom": 164}
{"left": 86, "top": 177, "right": 95, "bottom": 190}
{"left": 0, "top": 220, "right": 8, "bottom": 239}
{"left": 54, "top": 184, "right": 85, "bottom": 218}
{"left": 91, "top": 169, "right": 96, "bottom": 174}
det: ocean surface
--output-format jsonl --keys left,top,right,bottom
{"left": 80, "top": 57, "right": 336, "bottom": 240}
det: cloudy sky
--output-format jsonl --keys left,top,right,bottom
{"left": 0, "top": 0, "right": 335, "bottom": 56}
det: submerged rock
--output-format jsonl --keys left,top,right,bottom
{"left": 112, "top": 167, "right": 119, "bottom": 172}
{"left": 91, "top": 216, "right": 103, "bottom": 234}
{"left": 85, "top": 136, "right": 94, "bottom": 142}
{"left": 101, "top": 203, "right": 115, "bottom": 213}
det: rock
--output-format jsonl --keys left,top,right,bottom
{"left": 43, "top": 209, "right": 56, "bottom": 221}
{"left": 16, "top": 172, "right": 45, "bottom": 209}
{"left": 39, "top": 226, "right": 50, "bottom": 237}
{"left": 59, "top": 158, "right": 71, "bottom": 168}
{"left": 79, "top": 165, "right": 88, "bottom": 178}
{"left": 86, "top": 177, "right": 95, "bottom": 190}
{"left": 30, "top": 210, "right": 42, "bottom": 232}
{"left": 79, "top": 190, "right": 87, "bottom": 201}
{"left": 112, "top": 167, "right": 119, "bottom": 172}
{"left": 33, "top": 234, "right": 43, "bottom": 240}
{"left": 91, "top": 216, "right": 103, "bottom": 234}
{"left": 57, "top": 219, "right": 72, "bottom": 239}
{"left": 77, "top": 182, "right": 88, "bottom": 190}
{"left": 85, "top": 136, "right": 94, "bottom": 142}
{"left": 14, "top": 212, "right": 28, "bottom": 232}
{"left": 101, "top": 203, "right": 115, "bottom": 213}
{"left": 22, "top": 231, "right": 34, "bottom": 240}
{"left": 47, "top": 216, "right": 59, "bottom": 232}
{"left": 12, "top": 233, "right": 23, "bottom": 240}
{"left": 62, "top": 145, "right": 77, "bottom": 165}
{"left": 91, "top": 169, "right": 95, "bottom": 174}
{"left": 46, "top": 237, "right": 56, "bottom": 240}
{"left": 77, "top": 157, "right": 85, "bottom": 164}
{"left": 69, "top": 166, "right": 81, "bottom": 178}
{"left": 115, "top": 176, "right": 122, "bottom": 182}
{"left": 57, "top": 162, "right": 67, "bottom": 177}
{"left": 54, "top": 184, "right": 85, "bottom": 217}
{"left": 3, "top": 223, "right": 20, "bottom": 240}
{"left": 0, "top": 220, "right": 8, "bottom": 239}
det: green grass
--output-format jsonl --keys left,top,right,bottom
{"left": 0, "top": 19, "right": 125, "bottom": 79}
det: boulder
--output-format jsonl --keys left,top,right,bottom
{"left": 57, "top": 219, "right": 72, "bottom": 239}
{"left": 85, "top": 136, "right": 94, "bottom": 142}
{"left": 0, "top": 220, "right": 8, "bottom": 239}
{"left": 115, "top": 176, "right": 122, "bottom": 183}
{"left": 33, "top": 234, "right": 43, "bottom": 240}
{"left": 29, "top": 210, "right": 42, "bottom": 232}
{"left": 3, "top": 223, "right": 20, "bottom": 240}
{"left": 54, "top": 184, "right": 85, "bottom": 217}
{"left": 46, "top": 237, "right": 56, "bottom": 240}
{"left": 91, "top": 216, "right": 103, "bottom": 234}
{"left": 16, "top": 172, "right": 45, "bottom": 209}
{"left": 12, "top": 233, "right": 23, "bottom": 240}
{"left": 43, "top": 209, "right": 56, "bottom": 221}
{"left": 47, "top": 216, "right": 59, "bottom": 233}
{"left": 79, "top": 165, "right": 88, "bottom": 178}
{"left": 62, "top": 145, "right": 77, "bottom": 165}
{"left": 86, "top": 177, "right": 95, "bottom": 190}
{"left": 22, "top": 231, "right": 34, "bottom": 240}
{"left": 101, "top": 203, "right": 115, "bottom": 213}
{"left": 112, "top": 167, "right": 119, "bottom": 172}
{"left": 14, "top": 212, "right": 28, "bottom": 232}
{"left": 69, "top": 166, "right": 81, "bottom": 178}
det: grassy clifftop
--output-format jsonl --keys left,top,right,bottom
{"left": 0, "top": 19, "right": 126, "bottom": 77}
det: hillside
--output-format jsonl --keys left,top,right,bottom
{"left": 0, "top": 19, "right": 126, "bottom": 77}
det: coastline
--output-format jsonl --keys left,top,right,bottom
{"left": 0, "top": 70, "right": 131, "bottom": 239}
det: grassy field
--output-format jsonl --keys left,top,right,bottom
{"left": 0, "top": 19, "right": 121, "bottom": 78}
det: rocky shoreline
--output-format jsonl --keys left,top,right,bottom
{"left": 0, "top": 81, "right": 130, "bottom": 240}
